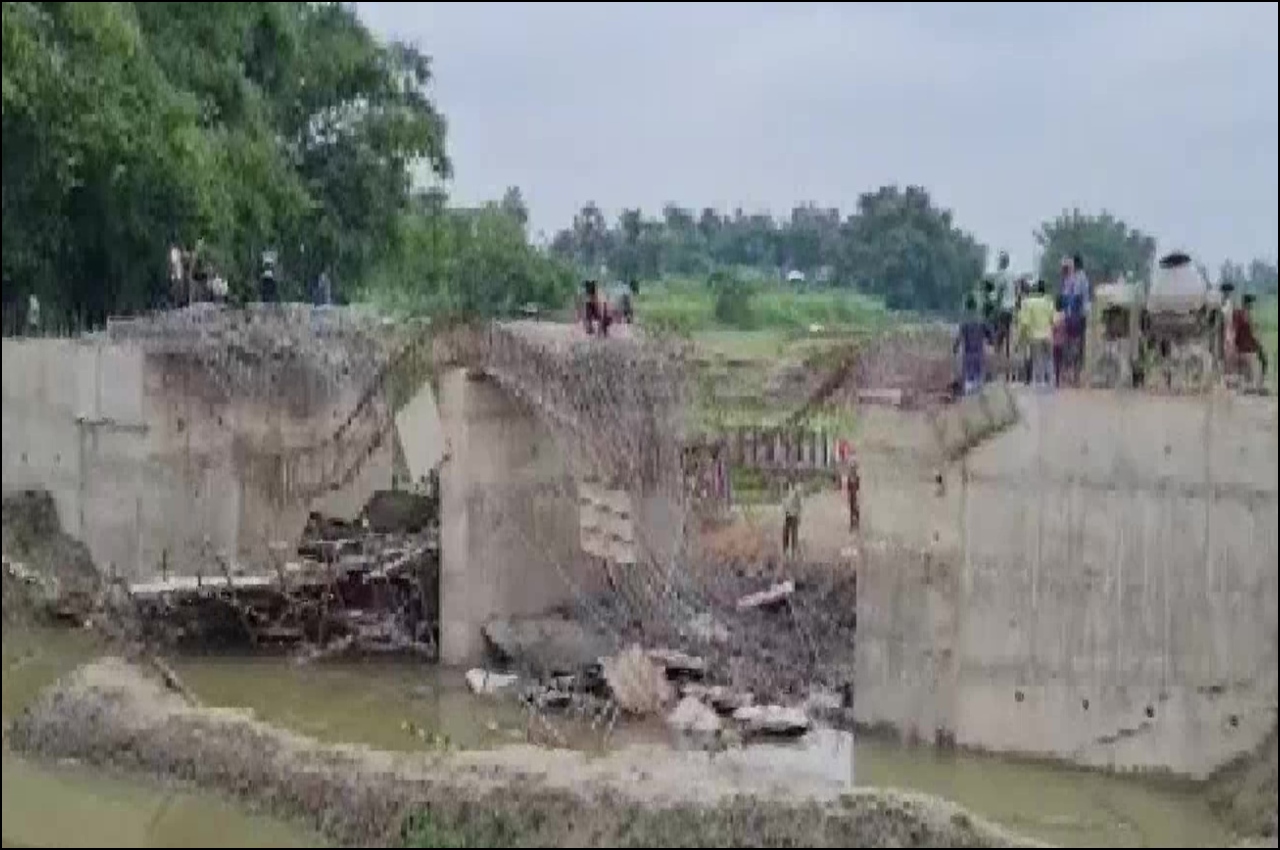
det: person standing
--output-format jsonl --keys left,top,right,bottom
{"left": 847, "top": 459, "right": 861, "bottom": 532}
{"left": 782, "top": 478, "right": 802, "bottom": 559}
{"left": 1052, "top": 294, "right": 1068, "bottom": 387}
{"left": 1065, "top": 254, "right": 1091, "bottom": 385}
{"left": 955, "top": 294, "right": 989, "bottom": 395}
{"left": 1019, "top": 280, "right": 1055, "bottom": 390}
{"left": 1234, "top": 293, "right": 1268, "bottom": 388}
{"left": 993, "top": 251, "right": 1016, "bottom": 364}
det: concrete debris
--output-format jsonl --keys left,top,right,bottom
{"left": 733, "top": 704, "right": 811, "bottom": 737}
{"left": 667, "top": 696, "right": 723, "bottom": 735}
{"left": 601, "top": 644, "right": 675, "bottom": 716}
{"left": 482, "top": 616, "right": 613, "bottom": 676}
{"left": 803, "top": 687, "right": 844, "bottom": 714}
{"left": 465, "top": 668, "right": 520, "bottom": 696}
{"left": 685, "top": 612, "right": 731, "bottom": 645}
{"left": 681, "top": 683, "right": 755, "bottom": 715}
{"left": 646, "top": 648, "right": 707, "bottom": 680}
{"left": 736, "top": 580, "right": 795, "bottom": 611}
{"left": 362, "top": 490, "right": 435, "bottom": 534}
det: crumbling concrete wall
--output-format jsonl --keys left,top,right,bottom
{"left": 2, "top": 327, "right": 394, "bottom": 579}
{"left": 437, "top": 367, "right": 601, "bottom": 665}
{"left": 855, "top": 387, "right": 1279, "bottom": 778}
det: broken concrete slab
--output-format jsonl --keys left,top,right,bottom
{"left": 602, "top": 644, "right": 674, "bottom": 716}
{"left": 682, "top": 683, "right": 755, "bottom": 715}
{"left": 667, "top": 696, "right": 722, "bottom": 735}
{"left": 482, "top": 616, "right": 613, "bottom": 676}
{"left": 362, "top": 490, "right": 434, "bottom": 534}
{"left": 733, "top": 704, "right": 811, "bottom": 737}
{"left": 684, "top": 612, "right": 731, "bottom": 644}
{"left": 736, "top": 580, "right": 795, "bottom": 611}
{"left": 646, "top": 648, "right": 707, "bottom": 680}
{"left": 464, "top": 669, "right": 520, "bottom": 696}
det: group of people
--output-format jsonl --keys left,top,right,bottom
{"left": 955, "top": 252, "right": 1095, "bottom": 394}
{"left": 579, "top": 279, "right": 638, "bottom": 336}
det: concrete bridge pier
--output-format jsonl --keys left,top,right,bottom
{"left": 436, "top": 367, "right": 600, "bottom": 666}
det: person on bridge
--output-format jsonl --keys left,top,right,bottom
{"left": 1233, "top": 293, "right": 1268, "bottom": 388}
{"left": 782, "top": 478, "right": 802, "bottom": 559}
{"left": 954, "top": 294, "right": 989, "bottom": 396}
{"left": 581, "top": 279, "right": 612, "bottom": 337}
{"left": 1018, "top": 279, "right": 1055, "bottom": 391}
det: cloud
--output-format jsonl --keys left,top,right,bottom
{"left": 358, "top": 1, "right": 1278, "bottom": 270}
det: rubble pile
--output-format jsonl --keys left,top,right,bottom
{"left": 470, "top": 558, "right": 855, "bottom": 744}
{"left": 132, "top": 491, "right": 440, "bottom": 659}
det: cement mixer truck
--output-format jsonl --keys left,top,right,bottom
{"left": 1085, "top": 251, "right": 1224, "bottom": 392}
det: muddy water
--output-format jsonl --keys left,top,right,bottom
{"left": 1, "top": 629, "right": 326, "bottom": 848}
{"left": 2, "top": 627, "right": 1235, "bottom": 848}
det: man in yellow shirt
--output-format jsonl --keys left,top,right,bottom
{"left": 1018, "top": 280, "right": 1055, "bottom": 390}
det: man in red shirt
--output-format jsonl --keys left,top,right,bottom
{"left": 1233, "top": 294, "right": 1268, "bottom": 386}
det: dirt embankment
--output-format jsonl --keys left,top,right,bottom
{"left": 1208, "top": 721, "right": 1279, "bottom": 842}
{"left": 2, "top": 491, "right": 101, "bottom": 625}
{"left": 7, "top": 658, "right": 1039, "bottom": 848}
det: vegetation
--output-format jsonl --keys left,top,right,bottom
{"left": 3, "top": 3, "right": 1272, "bottom": 337}
{"left": 2, "top": 2, "right": 447, "bottom": 324}
{"left": 551, "top": 186, "right": 988, "bottom": 313}
{"left": 1033, "top": 209, "right": 1158, "bottom": 283}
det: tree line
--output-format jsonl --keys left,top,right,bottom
{"left": 3, "top": 3, "right": 1272, "bottom": 329}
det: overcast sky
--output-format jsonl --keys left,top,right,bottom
{"left": 357, "top": 1, "right": 1278, "bottom": 272}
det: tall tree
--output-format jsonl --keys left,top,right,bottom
{"left": 2, "top": 1, "right": 449, "bottom": 325}
{"left": 1033, "top": 209, "right": 1156, "bottom": 285}
{"left": 837, "top": 186, "right": 986, "bottom": 311}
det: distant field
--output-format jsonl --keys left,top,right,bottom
{"left": 636, "top": 278, "right": 895, "bottom": 349}
{"left": 633, "top": 279, "right": 905, "bottom": 435}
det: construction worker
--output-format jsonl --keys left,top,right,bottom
{"left": 782, "top": 477, "right": 802, "bottom": 559}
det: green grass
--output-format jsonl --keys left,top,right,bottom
{"left": 634, "top": 278, "right": 905, "bottom": 433}
{"left": 635, "top": 277, "right": 895, "bottom": 342}
{"left": 1256, "top": 295, "right": 1277, "bottom": 390}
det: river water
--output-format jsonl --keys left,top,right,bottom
{"left": 1, "top": 626, "right": 1234, "bottom": 848}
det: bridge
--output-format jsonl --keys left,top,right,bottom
{"left": 0, "top": 307, "right": 697, "bottom": 664}
{"left": 4, "top": 305, "right": 1276, "bottom": 780}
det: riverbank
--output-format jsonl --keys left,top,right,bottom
{"left": 8, "top": 657, "right": 1036, "bottom": 848}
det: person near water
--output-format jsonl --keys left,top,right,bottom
{"left": 1018, "top": 279, "right": 1055, "bottom": 390}
{"left": 782, "top": 478, "right": 802, "bottom": 559}
{"left": 955, "top": 294, "right": 989, "bottom": 396}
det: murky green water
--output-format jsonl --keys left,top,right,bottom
{"left": 1, "top": 626, "right": 1235, "bottom": 848}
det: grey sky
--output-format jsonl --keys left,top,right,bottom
{"left": 357, "top": 1, "right": 1278, "bottom": 272}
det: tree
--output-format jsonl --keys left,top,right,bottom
{"left": 1247, "top": 259, "right": 1278, "bottom": 295}
{"left": 1033, "top": 209, "right": 1156, "bottom": 285}
{"left": 2, "top": 1, "right": 449, "bottom": 326}
{"left": 360, "top": 191, "right": 575, "bottom": 319}
{"left": 500, "top": 186, "right": 529, "bottom": 231}
{"left": 836, "top": 186, "right": 986, "bottom": 312}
